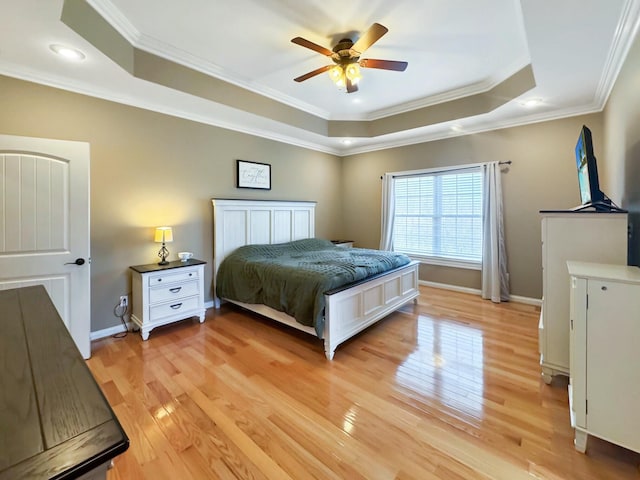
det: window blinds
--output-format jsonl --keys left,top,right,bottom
{"left": 393, "top": 168, "right": 483, "bottom": 263}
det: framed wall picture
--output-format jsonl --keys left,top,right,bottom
{"left": 236, "top": 159, "right": 271, "bottom": 190}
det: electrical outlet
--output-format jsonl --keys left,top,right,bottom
{"left": 119, "top": 295, "right": 129, "bottom": 307}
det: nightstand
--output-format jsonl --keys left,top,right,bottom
{"left": 331, "top": 239, "right": 354, "bottom": 248}
{"left": 130, "top": 259, "right": 206, "bottom": 340}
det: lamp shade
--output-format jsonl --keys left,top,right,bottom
{"left": 154, "top": 226, "right": 173, "bottom": 243}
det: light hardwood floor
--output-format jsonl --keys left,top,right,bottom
{"left": 89, "top": 286, "right": 640, "bottom": 479}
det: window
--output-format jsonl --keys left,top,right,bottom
{"left": 393, "top": 167, "right": 483, "bottom": 268}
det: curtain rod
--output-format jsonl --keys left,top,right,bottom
{"left": 381, "top": 160, "right": 512, "bottom": 180}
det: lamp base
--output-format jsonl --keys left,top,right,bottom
{"left": 157, "top": 243, "right": 170, "bottom": 265}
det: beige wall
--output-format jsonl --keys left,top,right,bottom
{"left": 2, "top": 69, "right": 627, "bottom": 328}
{"left": 341, "top": 114, "right": 604, "bottom": 299}
{"left": 603, "top": 30, "right": 640, "bottom": 266}
{"left": 0, "top": 75, "right": 343, "bottom": 332}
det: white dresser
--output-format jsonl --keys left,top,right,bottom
{"left": 130, "top": 259, "right": 206, "bottom": 340}
{"left": 567, "top": 261, "right": 640, "bottom": 454}
{"left": 539, "top": 212, "right": 627, "bottom": 383}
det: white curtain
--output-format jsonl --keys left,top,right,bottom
{"left": 380, "top": 173, "right": 395, "bottom": 251}
{"left": 482, "top": 162, "right": 510, "bottom": 302}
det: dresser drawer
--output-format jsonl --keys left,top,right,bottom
{"left": 150, "top": 280, "right": 199, "bottom": 304}
{"left": 150, "top": 295, "right": 200, "bottom": 322}
{"left": 148, "top": 268, "right": 198, "bottom": 286}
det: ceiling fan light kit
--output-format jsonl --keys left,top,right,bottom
{"left": 345, "top": 64, "right": 362, "bottom": 83}
{"left": 328, "top": 63, "right": 362, "bottom": 89}
{"left": 292, "top": 23, "right": 407, "bottom": 93}
{"left": 329, "top": 65, "right": 346, "bottom": 87}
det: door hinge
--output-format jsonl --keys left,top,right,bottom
{"left": 586, "top": 399, "right": 588, "bottom": 415}
{"left": 571, "top": 318, "right": 573, "bottom": 330}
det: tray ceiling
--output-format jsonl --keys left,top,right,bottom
{"left": 1, "top": 0, "right": 639, "bottom": 155}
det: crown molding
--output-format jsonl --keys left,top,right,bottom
{"left": 339, "top": 102, "right": 604, "bottom": 156}
{"left": 87, "top": 0, "right": 332, "bottom": 119}
{"left": 363, "top": 80, "right": 494, "bottom": 121}
{"left": 87, "top": 0, "right": 141, "bottom": 44}
{"left": 134, "top": 33, "right": 333, "bottom": 119}
{"left": 363, "top": 56, "right": 531, "bottom": 121}
{"left": 0, "top": 61, "right": 341, "bottom": 156}
{"left": 0, "top": 58, "right": 604, "bottom": 158}
{"left": 594, "top": 0, "right": 640, "bottom": 108}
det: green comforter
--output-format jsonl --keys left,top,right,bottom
{"left": 216, "top": 238, "right": 411, "bottom": 336}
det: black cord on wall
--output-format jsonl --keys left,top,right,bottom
{"left": 112, "top": 302, "right": 129, "bottom": 338}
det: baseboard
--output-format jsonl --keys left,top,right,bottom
{"left": 419, "top": 280, "right": 542, "bottom": 307}
{"left": 90, "top": 300, "right": 216, "bottom": 341}
{"left": 508, "top": 295, "right": 542, "bottom": 307}
{"left": 420, "top": 280, "right": 481, "bottom": 296}
{"left": 90, "top": 322, "right": 132, "bottom": 340}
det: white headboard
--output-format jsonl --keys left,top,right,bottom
{"left": 211, "top": 199, "right": 316, "bottom": 301}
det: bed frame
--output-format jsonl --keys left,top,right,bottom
{"left": 212, "top": 199, "right": 419, "bottom": 359}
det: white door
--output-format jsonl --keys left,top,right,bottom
{"left": 0, "top": 134, "right": 91, "bottom": 358}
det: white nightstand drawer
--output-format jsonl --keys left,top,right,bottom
{"left": 130, "top": 260, "right": 206, "bottom": 340}
{"left": 331, "top": 239, "right": 354, "bottom": 248}
{"left": 150, "top": 280, "right": 199, "bottom": 304}
{"left": 150, "top": 295, "right": 200, "bottom": 322}
{"left": 148, "top": 269, "right": 198, "bottom": 286}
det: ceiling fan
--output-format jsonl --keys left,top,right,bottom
{"left": 291, "top": 23, "right": 408, "bottom": 93}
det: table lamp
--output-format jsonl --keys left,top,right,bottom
{"left": 154, "top": 226, "right": 173, "bottom": 265}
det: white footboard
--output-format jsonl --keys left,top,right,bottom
{"left": 323, "top": 261, "right": 419, "bottom": 359}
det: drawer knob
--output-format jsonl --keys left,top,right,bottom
{"left": 169, "top": 287, "right": 182, "bottom": 293}
{"left": 189, "top": 273, "right": 193, "bottom": 277}
{"left": 170, "top": 303, "right": 182, "bottom": 309}
{"left": 601, "top": 286, "right": 607, "bottom": 291}
{"left": 157, "top": 278, "right": 162, "bottom": 282}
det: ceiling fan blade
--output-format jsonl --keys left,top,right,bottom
{"left": 294, "top": 65, "right": 332, "bottom": 82}
{"left": 351, "top": 23, "right": 388, "bottom": 55}
{"left": 346, "top": 77, "right": 358, "bottom": 93}
{"left": 359, "top": 58, "right": 408, "bottom": 71}
{"left": 291, "top": 37, "right": 333, "bottom": 57}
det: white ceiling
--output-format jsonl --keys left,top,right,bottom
{"left": 1, "top": 0, "right": 639, "bottom": 155}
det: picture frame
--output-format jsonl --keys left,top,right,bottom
{"left": 236, "top": 159, "right": 271, "bottom": 190}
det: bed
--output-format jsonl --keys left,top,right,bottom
{"left": 212, "top": 199, "right": 419, "bottom": 359}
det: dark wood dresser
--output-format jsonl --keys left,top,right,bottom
{"left": 0, "top": 285, "right": 129, "bottom": 479}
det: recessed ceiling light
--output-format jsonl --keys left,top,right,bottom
{"left": 451, "top": 124, "right": 463, "bottom": 132}
{"left": 341, "top": 139, "right": 353, "bottom": 145}
{"left": 49, "top": 44, "right": 85, "bottom": 61}
{"left": 521, "top": 98, "right": 542, "bottom": 108}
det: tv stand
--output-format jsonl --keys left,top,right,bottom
{"left": 570, "top": 198, "right": 627, "bottom": 213}
{"left": 538, "top": 212, "right": 628, "bottom": 383}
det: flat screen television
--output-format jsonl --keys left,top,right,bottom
{"left": 572, "top": 125, "right": 624, "bottom": 212}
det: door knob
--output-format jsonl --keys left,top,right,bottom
{"left": 65, "top": 258, "right": 86, "bottom": 266}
